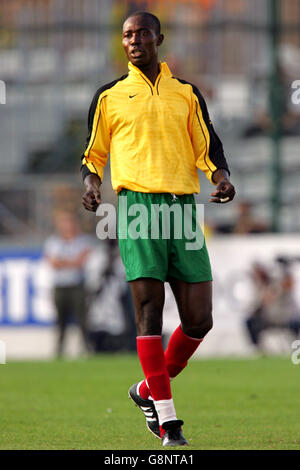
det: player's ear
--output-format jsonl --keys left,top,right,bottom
{"left": 157, "top": 34, "right": 164, "bottom": 47}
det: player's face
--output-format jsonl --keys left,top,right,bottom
{"left": 122, "top": 16, "right": 163, "bottom": 67}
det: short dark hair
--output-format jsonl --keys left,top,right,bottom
{"left": 125, "top": 11, "right": 161, "bottom": 35}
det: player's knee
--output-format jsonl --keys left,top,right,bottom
{"left": 199, "top": 315, "right": 213, "bottom": 337}
{"left": 182, "top": 320, "right": 213, "bottom": 339}
{"left": 182, "top": 305, "right": 213, "bottom": 338}
{"left": 135, "top": 299, "right": 163, "bottom": 336}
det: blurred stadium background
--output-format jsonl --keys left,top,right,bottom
{"left": 0, "top": 0, "right": 300, "bottom": 360}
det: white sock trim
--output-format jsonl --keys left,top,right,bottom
{"left": 137, "top": 379, "right": 154, "bottom": 401}
{"left": 145, "top": 379, "right": 154, "bottom": 400}
{"left": 154, "top": 398, "right": 177, "bottom": 426}
{"left": 136, "top": 380, "right": 144, "bottom": 397}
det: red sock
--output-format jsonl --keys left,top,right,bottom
{"left": 138, "top": 326, "right": 203, "bottom": 399}
{"left": 165, "top": 325, "right": 203, "bottom": 378}
{"left": 136, "top": 336, "right": 172, "bottom": 401}
{"left": 138, "top": 380, "right": 151, "bottom": 400}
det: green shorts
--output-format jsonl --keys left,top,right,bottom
{"left": 117, "top": 189, "right": 212, "bottom": 283}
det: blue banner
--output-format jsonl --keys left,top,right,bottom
{"left": 0, "top": 249, "right": 55, "bottom": 326}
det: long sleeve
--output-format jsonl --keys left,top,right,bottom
{"left": 81, "top": 87, "right": 110, "bottom": 182}
{"left": 191, "top": 86, "right": 229, "bottom": 184}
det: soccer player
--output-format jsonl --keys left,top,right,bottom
{"left": 81, "top": 11, "right": 235, "bottom": 446}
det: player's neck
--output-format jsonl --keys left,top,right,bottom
{"left": 138, "top": 61, "right": 160, "bottom": 86}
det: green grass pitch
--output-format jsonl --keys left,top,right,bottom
{"left": 0, "top": 355, "right": 299, "bottom": 450}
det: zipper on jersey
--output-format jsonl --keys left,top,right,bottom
{"left": 139, "top": 69, "right": 162, "bottom": 96}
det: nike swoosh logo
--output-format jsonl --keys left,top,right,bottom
{"left": 129, "top": 94, "right": 138, "bottom": 98}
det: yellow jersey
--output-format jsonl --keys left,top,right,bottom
{"left": 81, "top": 61, "right": 229, "bottom": 194}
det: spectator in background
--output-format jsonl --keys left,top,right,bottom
{"left": 245, "top": 263, "right": 274, "bottom": 351}
{"left": 232, "top": 201, "right": 269, "bottom": 234}
{"left": 245, "top": 260, "right": 300, "bottom": 352}
{"left": 215, "top": 200, "right": 269, "bottom": 234}
{"left": 87, "top": 238, "right": 137, "bottom": 353}
{"left": 271, "top": 257, "right": 300, "bottom": 336}
{"left": 44, "top": 210, "right": 93, "bottom": 357}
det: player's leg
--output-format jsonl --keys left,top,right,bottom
{"left": 129, "top": 277, "right": 187, "bottom": 445}
{"left": 164, "top": 278, "right": 212, "bottom": 377}
{"left": 128, "top": 276, "right": 165, "bottom": 436}
{"left": 169, "top": 278, "right": 212, "bottom": 338}
{"left": 130, "top": 277, "right": 165, "bottom": 336}
{"left": 137, "top": 279, "right": 211, "bottom": 445}
{"left": 139, "top": 280, "right": 212, "bottom": 393}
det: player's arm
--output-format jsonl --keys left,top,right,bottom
{"left": 81, "top": 88, "right": 110, "bottom": 212}
{"left": 191, "top": 87, "right": 235, "bottom": 204}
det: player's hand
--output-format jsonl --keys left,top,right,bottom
{"left": 82, "top": 174, "right": 102, "bottom": 212}
{"left": 82, "top": 187, "right": 101, "bottom": 211}
{"left": 210, "top": 179, "right": 235, "bottom": 204}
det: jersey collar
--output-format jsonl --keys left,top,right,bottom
{"left": 128, "top": 61, "right": 172, "bottom": 79}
